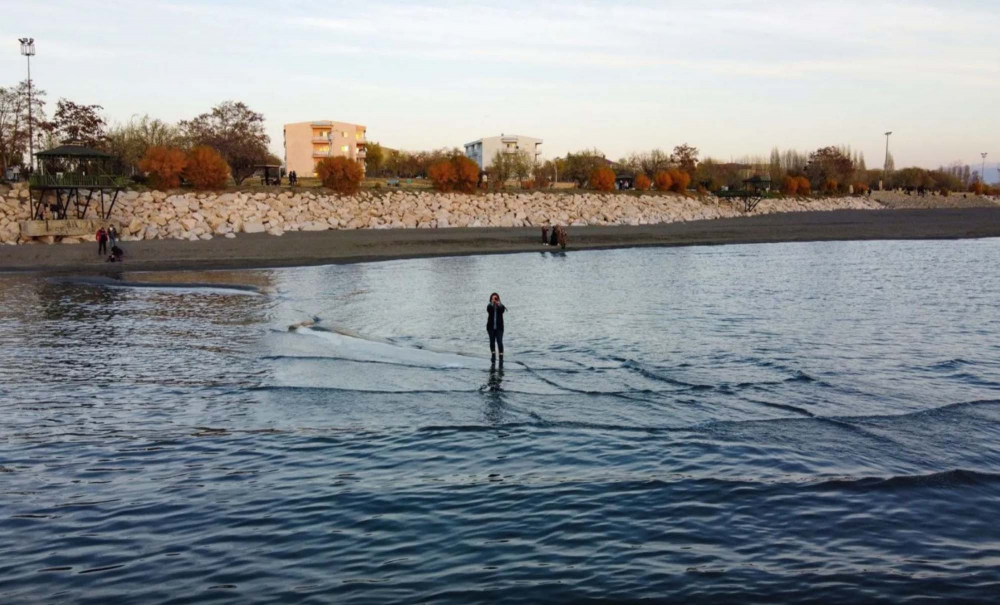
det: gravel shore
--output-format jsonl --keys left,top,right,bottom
{"left": 3, "top": 207, "right": 999, "bottom": 273}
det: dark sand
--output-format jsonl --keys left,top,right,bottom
{"left": 2, "top": 208, "right": 999, "bottom": 274}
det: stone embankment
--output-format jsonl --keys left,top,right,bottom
{"left": 0, "top": 182, "right": 884, "bottom": 245}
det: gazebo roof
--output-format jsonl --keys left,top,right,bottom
{"left": 35, "top": 144, "right": 114, "bottom": 159}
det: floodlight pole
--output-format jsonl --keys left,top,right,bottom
{"left": 19, "top": 37, "right": 36, "bottom": 173}
{"left": 883, "top": 131, "right": 892, "bottom": 189}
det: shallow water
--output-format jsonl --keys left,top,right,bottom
{"left": 2, "top": 239, "right": 1000, "bottom": 603}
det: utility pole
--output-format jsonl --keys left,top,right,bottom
{"left": 982, "top": 152, "right": 988, "bottom": 184}
{"left": 882, "top": 131, "right": 892, "bottom": 190}
{"left": 19, "top": 38, "right": 36, "bottom": 173}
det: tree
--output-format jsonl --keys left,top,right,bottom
{"left": 806, "top": 146, "right": 854, "bottom": 191}
{"left": 635, "top": 173, "right": 652, "bottom": 191}
{"left": 428, "top": 159, "right": 458, "bottom": 192}
{"left": 796, "top": 176, "right": 811, "bottom": 195}
{"left": 453, "top": 156, "right": 479, "bottom": 194}
{"left": 487, "top": 149, "right": 531, "bottom": 190}
{"left": 184, "top": 146, "right": 230, "bottom": 189}
{"left": 884, "top": 151, "right": 895, "bottom": 172}
{"left": 626, "top": 149, "right": 670, "bottom": 177}
{"left": 769, "top": 148, "right": 784, "bottom": 183}
{"left": 52, "top": 99, "right": 106, "bottom": 147}
{"left": 668, "top": 168, "right": 691, "bottom": 193}
{"left": 139, "top": 146, "right": 187, "bottom": 189}
{"left": 782, "top": 175, "right": 799, "bottom": 196}
{"left": 179, "top": 101, "right": 270, "bottom": 185}
{"left": 104, "top": 115, "right": 182, "bottom": 175}
{"left": 316, "top": 156, "right": 363, "bottom": 195}
{"left": 653, "top": 171, "right": 673, "bottom": 192}
{"left": 534, "top": 160, "right": 555, "bottom": 189}
{"left": 589, "top": 167, "right": 615, "bottom": 191}
{"left": 365, "top": 141, "right": 385, "bottom": 176}
{"left": 0, "top": 80, "right": 48, "bottom": 174}
{"left": 563, "top": 149, "right": 607, "bottom": 187}
{"left": 671, "top": 143, "right": 699, "bottom": 175}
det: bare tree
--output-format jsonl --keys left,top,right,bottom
{"left": 670, "top": 143, "right": 699, "bottom": 175}
{"left": 52, "top": 99, "right": 106, "bottom": 147}
{"left": 179, "top": 101, "right": 270, "bottom": 185}
{"left": 0, "top": 80, "right": 47, "bottom": 174}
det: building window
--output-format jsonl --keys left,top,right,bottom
{"left": 341, "top": 145, "right": 349, "bottom": 153}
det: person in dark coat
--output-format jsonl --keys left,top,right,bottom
{"left": 486, "top": 292, "right": 506, "bottom": 362}
{"left": 96, "top": 227, "right": 108, "bottom": 257}
{"left": 108, "top": 225, "right": 119, "bottom": 248}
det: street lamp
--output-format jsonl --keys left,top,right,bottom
{"left": 882, "top": 131, "right": 892, "bottom": 190}
{"left": 18, "top": 37, "right": 36, "bottom": 173}
{"left": 982, "top": 152, "right": 988, "bottom": 184}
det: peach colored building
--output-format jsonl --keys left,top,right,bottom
{"left": 283, "top": 121, "right": 367, "bottom": 177}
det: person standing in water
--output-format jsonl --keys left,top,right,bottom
{"left": 487, "top": 292, "right": 506, "bottom": 362}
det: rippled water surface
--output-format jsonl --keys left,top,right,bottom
{"left": 2, "top": 240, "right": 1000, "bottom": 603}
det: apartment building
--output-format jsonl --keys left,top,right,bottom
{"left": 464, "top": 134, "right": 543, "bottom": 170}
{"left": 284, "top": 121, "right": 367, "bottom": 177}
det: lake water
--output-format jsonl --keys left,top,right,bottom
{"left": 2, "top": 239, "right": 1000, "bottom": 603}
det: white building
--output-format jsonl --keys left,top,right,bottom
{"left": 464, "top": 134, "right": 543, "bottom": 170}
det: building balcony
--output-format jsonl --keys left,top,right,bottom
{"left": 313, "top": 150, "right": 332, "bottom": 158}
{"left": 312, "top": 136, "right": 331, "bottom": 143}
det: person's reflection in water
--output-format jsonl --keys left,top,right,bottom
{"left": 483, "top": 360, "right": 506, "bottom": 425}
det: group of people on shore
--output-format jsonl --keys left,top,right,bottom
{"left": 96, "top": 226, "right": 124, "bottom": 262}
{"left": 541, "top": 226, "right": 568, "bottom": 249}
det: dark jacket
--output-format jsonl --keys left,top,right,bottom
{"left": 487, "top": 303, "right": 506, "bottom": 332}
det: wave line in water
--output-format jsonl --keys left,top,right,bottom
{"left": 52, "top": 275, "right": 264, "bottom": 295}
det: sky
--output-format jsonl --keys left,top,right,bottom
{"left": 2, "top": 0, "right": 999, "bottom": 179}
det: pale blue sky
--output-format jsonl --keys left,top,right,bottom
{"left": 3, "top": 0, "right": 998, "bottom": 177}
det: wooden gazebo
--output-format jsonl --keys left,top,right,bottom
{"left": 28, "top": 144, "right": 129, "bottom": 221}
{"left": 719, "top": 174, "right": 772, "bottom": 213}
{"left": 256, "top": 164, "right": 282, "bottom": 186}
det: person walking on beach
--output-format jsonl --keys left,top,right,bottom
{"left": 487, "top": 292, "right": 506, "bottom": 362}
{"left": 96, "top": 227, "right": 108, "bottom": 257}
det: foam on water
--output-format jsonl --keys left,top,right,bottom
{"left": 294, "top": 326, "right": 484, "bottom": 369}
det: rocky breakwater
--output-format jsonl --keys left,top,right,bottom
{"left": 0, "top": 182, "right": 883, "bottom": 245}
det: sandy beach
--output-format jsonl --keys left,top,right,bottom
{"left": 2, "top": 207, "right": 998, "bottom": 273}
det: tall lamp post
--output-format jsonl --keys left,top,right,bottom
{"left": 982, "top": 152, "right": 989, "bottom": 185}
{"left": 882, "top": 131, "right": 892, "bottom": 189}
{"left": 18, "top": 37, "right": 36, "bottom": 173}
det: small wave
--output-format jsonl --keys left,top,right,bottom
{"left": 250, "top": 384, "right": 480, "bottom": 395}
{"left": 927, "top": 358, "right": 976, "bottom": 371}
{"left": 53, "top": 276, "right": 264, "bottom": 295}
{"left": 419, "top": 421, "right": 688, "bottom": 434}
{"left": 834, "top": 398, "right": 1000, "bottom": 422}
{"left": 814, "top": 469, "right": 1000, "bottom": 492}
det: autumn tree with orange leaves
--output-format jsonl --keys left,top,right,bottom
{"left": 184, "top": 146, "right": 230, "bottom": 190}
{"left": 635, "top": 173, "right": 651, "bottom": 191}
{"left": 589, "top": 167, "right": 615, "bottom": 191}
{"left": 316, "top": 156, "right": 364, "bottom": 195}
{"left": 139, "top": 146, "right": 187, "bottom": 189}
